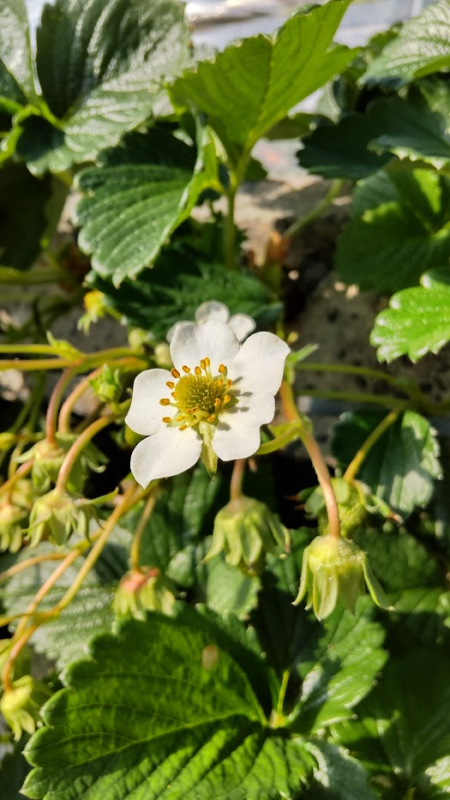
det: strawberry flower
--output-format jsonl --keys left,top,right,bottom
{"left": 126, "top": 320, "right": 289, "bottom": 486}
{"left": 166, "top": 300, "right": 256, "bottom": 344}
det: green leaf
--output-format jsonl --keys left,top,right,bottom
{"left": 2, "top": 537, "right": 128, "bottom": 670}
{"left": 385, "top": 587, "right": 450, "bottom": 654}
{"left": 0, "top": 736, "right": 30, "bottom": 800}
{"left": 171, "top": 1, "right": 356, "bottom": 168}
{"left": 89, "top": 240, "right": 280, "bottom": 338}
{"left": 371, "top": 269, "right": 450, "bottom": 362}
{"left": 23, "top": 613, "right": 314, "bottom": 799}
{"left": 336, "top": 170, "right": 450, "bottom": 293}
{"left": 298, "top": 113, "right": 392, "bottom": 180}
{"left": 0, "top": 164, "right": 61, "bottom": 270}
{"left": 368, "top": 83, "right": 450, "bottom": 171}
{"left": 331, "top": 409, "right": 442, "bottom": 515}
{"left": 332, "top": 649, "right": 450, "bottom": 797}
{"left": 75, "top": 128, "right": 215, "bottom": 285}
{"left": 197, "top": 548, "right": 261, "bottom": 620}
{"left": 305, "top": 740, "right": 378, "bottom": 799}
{"left": 353, "top": 529, "right": 443, "bottom": 593}
{"left": 16, "top": 0, "right": 189, "bottom": 173}
{"left": 0, "top": 0, "right": 34, "bottom": 104}
{"left": 363, "top": 0, "right": 450, "bottom": 85}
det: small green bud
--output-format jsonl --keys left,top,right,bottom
{"left": 0, "top": 502, "right": 28, "bottom": 552}
{"left": 154, "top": 342, "right": 172, "bottom": 369}
{"left": 294, "top": 533, "right": 390, "bottom": 620}
{"left": 0, "top": 676, "right": 50, "bottom": 740}
{"left": 28, "top": 489, "right": 105, "bottom": 547}
{"left": 113, "top": 568, "right": 176, "bottom": 619}
{"left": 128, "top": 328, "right": 152, "bottom": 351}
{"left": 21, "top": 433, "right": 106, "bottom": 493}
{"left": 304, "top": 478, "right": 368, "bottom": 537}
{"left": 78, "top": 290, "right": 109, "bottom": 333}
{"left": 0, "top": 432, "right": 19, "bottom": 451}
{"left": 206, "top": 496, "right": 290, "bottom": 576}
{"left": 90, "top": 364, "right": 123, "bottom": 404}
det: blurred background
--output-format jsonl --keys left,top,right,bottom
{"left": 27, "top": 0, "right": 433, "bottom": 49}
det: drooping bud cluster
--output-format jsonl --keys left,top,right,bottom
{"left": 0, "top": 675, "right": 50, "bottom": 740}
{"left": 0, "top": 480, "right": 36, "bottom": 552}
{"left": 294, "top": 533, "right": 390, "bottom": 620}
{"left": 303, "top": 478, "right": 369, "bottom": 537}
{"left": 206, "top": 496, "right": 290, "bottom": 576}
{"left": 20, "top": 433, "right": 105, "bottom": 494}
{"left": 29, "top": 488, "right": 115, "bottom": 547}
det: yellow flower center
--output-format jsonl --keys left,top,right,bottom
{"left": 159, "top": 358, "right": 235, "bottom": 430}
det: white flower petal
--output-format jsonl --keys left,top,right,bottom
{"left": 228, "top": 332, "right": 290, "bottom": 395}
{"left": 130, "top": 427, "right": 202, "bottom": 487}
{"left": 125, "top": 369, "right": 175, "bottom": 436}
{"left": 170, "top": 320, "right": 240, "bottom": 373}
{"left": 228, "top": 313, "right": 256, "bottom": 342}
{"left": 195, "top": 300, "right": 230, "bottom": 324}
{"left": 212, "top": 392, "right": 275, "bottom": 461}
{"left": 166, "top": 320, "right": 191, "bottom": 343}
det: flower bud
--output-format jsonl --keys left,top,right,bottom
{"left": 0, "top": 502, "right": 28, "bottom": 552}
{"left": 294, "top": 533, "right": 390, "bottom": 620}
{"left": 78, "top": 290, "right": 109, "bottom": 333}
{"left": 206, "top": 496, "right": 290, "bottom": 576}
{"left": 28, "top": 488, "right": 111, "bottom": 547}
{"left": 21, "top": 433, "right": 106, "bottom": 494}
{"left": 154, "top": 343, "right": 172, "bottom": 369}
{"left": 0, "top": 432, "right": 19, "bottom": 451}
{"left": 0, "top": 676, "right": 50, "bottom": 740}
{"left": 90, "top": 364, "right": 123, "bottom": 404}
{"left": 113, "top": 568, "right": 176, "bottom": 619}
{"left": 304, "top": 478, "right": 368, "bottom": 537}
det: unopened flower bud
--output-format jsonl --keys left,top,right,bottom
{"left": 90, "top": 364, "right": 123, "bottom": 404}
{"left": 113, "top": 568, "right": 176, "bottom": 619}
{"left": 28, "top": 488, "right": 113, "bottom": 547}
{"left": 78, "top": 290, "right": 109, "bottom": 333}
{"left": 0, "top": 676, "right": 50, "bottom": 740}
{"left": 304, "top": 478, "right": 368, "bottom": 537}
{"left": 0, "top": 432, "right": 19, "bottom": 451}
{"left": 294, "top": 533, "right": 390, "bottom": 620}
{"left": 154, "top": 343, "right": 172, "bottom": 369}
{"left": 0, "top": 502, "right": 28, "bottom": 552}
{"left": 21, "top": 433, "right": 106, "bottom": 494}
{"left": 206, "top": 496, "right": 290, "bottom": 576}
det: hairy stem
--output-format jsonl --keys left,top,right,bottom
{"left": 344, "top": 408, "right": 403, "bottom": 484}
{"left": 46, "top": 366, "right": 79, "bottom": 445}
{"left": 224, "top": 186, "right": 238, "bottom": 271}
{"left": 279, "top": 381, "right": 340, "bottom": 540}
{"left": 285, "top": 179, "right": 343, "bottom": 239}
{"left": 230, "top": 459, "right": 246, "bottom": 502}
{"left": 58, "top": 367, "right": 103, "bottom": 434}
{"left": 0, "top": 552, "right": 67, "bottom": 584}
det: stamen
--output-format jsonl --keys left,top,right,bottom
{"left": 171, "top": 368, "right": 180, "bottom": 379}
{"left": 217, "top": 379, "right": 224, "bottom": 388}
{"left": 166, "top": 381, "right": 175, "bottom": 389}
{"left": 214, "top": 398, "right": 221, "bottom": 407}
{"left": 200, "top": 359, "right": 206, "bottom": 370}
{"left": 162, "top": 416, "right": 172, "bottom": 423}
{"left": 179, "top": 424, "right": 187, "bottom": 431}
{"left": 195, "top": 366, "right": 201, "bottom": 376}
{"left": 223, "top": 395, "right": 231, "bottom": 404}
{"left": 204, "top": 357, "right": 210, "bottom": 367}
{"left": 171, "top": 392, "right": 176, "bottom": 398}
{"left": 160, "top": 398, "right": 171, "bottom": 406}
{"left": 227, "top": 379, "right": 232, "bottom": 388}
{"left": 218, "top": 364, "right": 226, "bottom": 374}
{"left": 207, "top": 414, "right": 215, "bottom": 423}
{"left": 182, "top": 365, "right": 191, "bottom": 373}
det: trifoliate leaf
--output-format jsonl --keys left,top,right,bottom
{"left": 75, "top": 128, "right": 216, "bottom": 285}
{"left": 336, "top": 170, "right": 450, "bottom": 294}
{"left": 23, "top": 613, "right": 314, "bottom": 799}
{"left": 363, "top": 0, "right": 450, "bottom": 85}
{"left": 332, "top": 649, "right": 450, "bottom": 798}
{"left": 171, "top": 1, "right": 356, "bottom": 169}
{"left": 331, "top": 410, "right": 442, "bottom": 515}
{"left": 15, "top": 0, "right": 189, "bottom": 173}
{"left": 88, "top": 242, "right": 280, "bottom": 339}
{"left": 371, "top": 269, "right": 450, "bottom": 363}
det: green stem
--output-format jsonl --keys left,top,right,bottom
{"left": 299, "top": 388, "right": 407, "bottom": 410}
{"left": 224, "top": 186, "right": 237, "bottom": 271}
{"left": 130, "top": 489, "right": 159, "bottom": 572}
{"left": 293, "top": 361, "right": 408, "bottom": 390}
{"left": 277, "top": 669, "right": 290, "bottom": 716}
{"left": 256, "top": 424, "right": 302, "bottom": 455}
{"left": 285, "top": 179, "right": 343, "bottom": 239}
{"left": 230, "top": 459, "right": 246, "bottom": 502}
{"left": 279, "top": 381, "right": 340, "bottom": 540}
{"left": 45, "top": 366, "right": 79, "bottom": 445}
{"left": 344, "top": 408, "right": 403, "bottom": 483}
{"left": 55, "top": 415, "right": 113, "bottom": 492}
{"left": 0, "top": 266, "right": 67, "bottom": 285}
